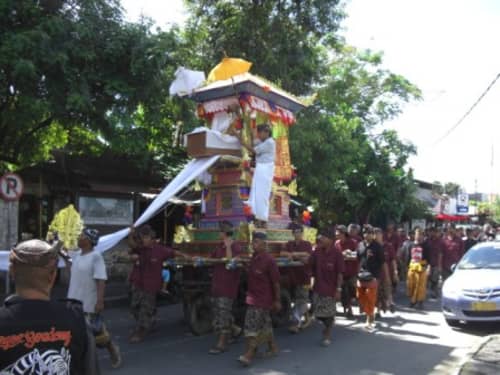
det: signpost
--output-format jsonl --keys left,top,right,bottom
{"left": 0, "top": 173, "right": 23, "bottom": 295}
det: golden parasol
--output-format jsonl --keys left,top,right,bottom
{"left": 207, "top": 57, "right": 252, "bottom": 83}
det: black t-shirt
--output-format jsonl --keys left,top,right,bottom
{"left": 0, "top": 296, "right": 89, "bottom": 374}
{"left": 359, "top": 241, "right": 386, "bottom": 278}
{"left": 464, "top": 238, "right": 477, "bottom": 253}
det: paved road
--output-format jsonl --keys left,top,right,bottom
{"left": 98, "top": 290, "right": 500, "bottom": 375}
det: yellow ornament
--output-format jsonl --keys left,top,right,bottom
{"left": 174, "top": 225, "right": 194, "bottom": 244}
{"left": 288, "top": 180, "right": 298, "bottom": 196}
{"left": 47, "top": 205, "right": 84, "bottom": 250}
{"left": 303, "top": 226, "right": 318, "bottom": 245}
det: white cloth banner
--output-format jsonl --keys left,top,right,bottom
{"left": 0, "top": 251, "right": 9, "bottom": 272}
{"left": 93, "top": 155, "right": 220, "bottom": 253}
{"left": 169, "top": 67, "right": 206, "bottom": 96}
{"left": 185, "top": 127, "right": 240, "bottom": 150}
{"left": 0, "top": 156, "right": 221, "bottom": 271}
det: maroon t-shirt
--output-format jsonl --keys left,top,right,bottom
{"left": 382, "top": 241, "right": 396, "bottom": 281}
{"left": 312, "top": 244, "right": 345, "bottom": 297}
{"left": 335, "top": 238, "right": 359, "bottom": 278}
{"left": 129, "top": 243, "right": 175, "bottom": 293}
{"left": 211, "top": 242, "right": 242, "bottom": 299}
{"left": 285, "top": 240, "right": 313, "bottom": 286}
{"left": 384, "top": 233, "right": 401, "bottom": 254}
{"left": 442, "top": 236, "right": 464, "bottom": 270}
{"left": 425, "top": 237, "right": 444, "bottom": 267}
{"left": 246, "top": 252, "right": 280, "bottom": 310}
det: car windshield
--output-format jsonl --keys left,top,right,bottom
{"left": 457, "top": 245, "right": 500, "bottom": 270}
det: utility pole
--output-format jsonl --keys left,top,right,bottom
{"left": 491, "top": 144, "right": 495, "bottom": 203}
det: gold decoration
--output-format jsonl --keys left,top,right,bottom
{"left": 174, "top": 225, "right": 194, "bottom": 244}
{"left": 236, "top": 222, "right": 250, "bottom": 242}
{"left": 303, "top": 226, "right": 318, "bottom": 245}
{"left": 272, "top": 182, "right": 279, "bottom": 195}
{"left": 274, "top": 136, "right": 292, "bottom": 181}
{"left": 288, "top": 180, "right": 298, "bottom": 196}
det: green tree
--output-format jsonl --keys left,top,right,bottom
{"left": 443, "top": 182, "right": 461, "bottom": 196}
{"left": 431, "top": 181, "right": 461, "bottom": 197}
{"left": 492, "top": 198, "right": 500, "bottom": 223}
{"left": 290, "top": 47, "right": 423, "bottom": 224}
{"left": 0, "top": 0, "right": 180, "bottom": 172}
{"left": 183, "top": 0, "right": 345, "bottom": 93}
{"left": 432, "top": 181, "right": 444, "bottom": 196}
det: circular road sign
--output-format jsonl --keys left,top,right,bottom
{"left": 0, "top": 173, "right": 24, "bottom": 201}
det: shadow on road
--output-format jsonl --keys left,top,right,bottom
{"left": 97, "top": 302, "right": 467, "bottom": 375}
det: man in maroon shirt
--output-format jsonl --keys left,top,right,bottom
{"left": 442, "top": 226, "right": 465, "bottom": 280}
{"left": 280, "top": 224, "right": 313, "bottom": 333}
{"left": 384, "top": 224, "right": 402, "bottom": 259}
{"left": 128, "top": 225, "right": 190, "bottom": 343}
{"left": 312, "top": 227, "right": 345, "bottom": 347}
{"left": 348, "top": 223, "right": 363, "bottom": 243}
{"left": 208, "top": 221, "right": 242, "bottom": 354}
{"left": 379, "top": 229, "right": 398, "bottom": 313}
{"left": 424, "top": 227, "right": 444, "bottom": 298}
{"left": 238, "top": 232, "right": 281, "bottom": 367}
{"left": 335, "top": 225, "right": 358, "bottom": 319}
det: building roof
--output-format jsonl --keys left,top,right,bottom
{"left": 182, "top": 73, "right": 306, "bottom": 113}
{"left": 19, "top": 151, "right": 167, "bottom": 194}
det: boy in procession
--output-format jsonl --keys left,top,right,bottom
{"left": 357, "top": 226, "right": 388, "bottom": 330}
{"left": 312, "top": 227, "right": 345, "bottom": 346}
{"left": 280, "top": 223, "right": 313, "bottom": 333}
{"left": 238, "top": 232, "right": 281, "bottom": 367}
{"left": 334, "top": 225, "right": 359, "bottom": 319}
{"left": 424, "top": 227, "right": 444, "bottom": 299}
{"left": 407, "top": 229, "right": 431, "bottom": 309}
{"left": 208, "top": 221, "right": 242, "bottom": 354}
{"left": 128, "top": 225, "right": 191, "bottom": 343}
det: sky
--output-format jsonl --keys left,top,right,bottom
{"left": 121, "top": 0, "right": 500, "bottom": 195}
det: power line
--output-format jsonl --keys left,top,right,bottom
{"left": 433, "top": 72, "right": 500, "bottom": 145}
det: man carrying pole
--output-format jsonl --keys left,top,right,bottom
{"left": 238, "top": 232, "right": 281, "bottom": 367}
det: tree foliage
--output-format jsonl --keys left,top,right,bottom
{"left": 183, "top": 0, "right": 344, "bottom": 93}
{"left": 290, "top": 47, "right": 423, "bottom": 224}
{"left": 432, "top": 181, "right": 461, "bottom": 197}
{"left": 0, "top": 0, "right": 184, "bottom": 173}
{"left": 1, "top": 0, "right": 426, "bottom": 225}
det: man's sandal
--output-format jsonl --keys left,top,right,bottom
{"left": 262, "top": 349, "right": 279, "bottom": 358}
{"left": 237, "top": 355, "right": 252, "bottom": 367}
{"left": 208, "top": 346, "right": 226, "bottom": 355}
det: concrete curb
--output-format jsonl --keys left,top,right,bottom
{"left": 457, "top": 335, "right": 500, "bottom": 375}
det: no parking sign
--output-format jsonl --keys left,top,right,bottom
{"left": 0, "top": 173, "right": 24, "bottom": 201}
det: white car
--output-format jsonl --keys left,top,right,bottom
{"left": 441, "top": 241, "right": 500, "bottom": 326}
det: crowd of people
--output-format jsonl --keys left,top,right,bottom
{"left": 0, "top": 221, "right": 497, "bottom": 372}
{"left": 123, "top": 220, "right": 499, "bottom": 367}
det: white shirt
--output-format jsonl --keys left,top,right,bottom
{"left": 67, "top": 250, "right": 107, "bottom": 313}
{"left": 254, "top": 137, "right": 276, "bottom": 164}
